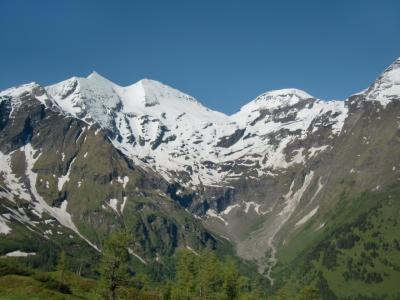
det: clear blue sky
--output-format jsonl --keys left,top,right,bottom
{"left": 1, "top": 0, "right": 399, "bottom": 114}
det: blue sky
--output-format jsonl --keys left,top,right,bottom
{"left": 1, "top": 0, "right": 399, "bottom": 114}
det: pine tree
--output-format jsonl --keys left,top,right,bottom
{"left": 171, "top": 249, "right": 199, "bottom": 300}
{"left": 197, "top": 251, "right": 222, "bottom": 299}
{"left": 57, "top": 250, "right": 67, "bottom": 283}
{"left": 98, "top": 231, "right": 131, "bottom": 300}
{"left": 223, "top": 260, "right": 240, "bottom": 300}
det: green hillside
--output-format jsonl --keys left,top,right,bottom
{"left": 273, "top": 186, "right": 400, "bottom": 300}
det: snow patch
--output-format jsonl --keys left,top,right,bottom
{"left": 57, "top": 157, "right": 76, "bottom": 191}
{"left": 0, "top": 150, "right": 31, "bottom": 202}
{"left": 206, "top": 209, "right": 228, "bottom": 226}
{"left": 4, "top": 250, "right": 36, "bottom": 257}
{"left": 295, "top": 206, "right": 319, "bottom": 227}
{"left": 128, "top": 248, "right": 146, "bottom": 264}
{"left": 308, "top": 145, "right": 329, "bottom": 158}
{"left": 0, "top": 216, "right": 11, "bottom": 234}
{"left": 221, "top": 204, "right": 240, "bottom": 215}
{"left": 281, "top": 171, "right": 314, "bottom": 216}
{"left": 116, "top": 176, "right": 129, "bottom": 189}
{"left": 243, "top": 201, "right": 268, "bottom": 215}
{"left": 23, "top": 144, "right": 99, "bottom": 251}
{"left": 121, "top": 196, "right": 128, "bottom": 213}
{"left": 106, "top": 198, "right": 119, "bottom": 214}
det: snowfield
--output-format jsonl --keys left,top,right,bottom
{"left": 43, "top": 71, "right": 352, "bottom": 188}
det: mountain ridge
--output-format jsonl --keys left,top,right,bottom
{"left": 1, "top": 58, "right": 400, "bottom": 297}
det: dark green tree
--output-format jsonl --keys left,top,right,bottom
{"left": 57, "top": 250, "right": 67, "bottom": 282}
{"left": 197, "top": 251, "right": 222, "bottom": 299}
{"left": 223, "top": 260, "right": 240, "bottom": 300}
{"left": 98, "top": 231, "right": 131, "bottom": 300}
{"left": 171, "top": 249, "right": 199, "bottom": 300}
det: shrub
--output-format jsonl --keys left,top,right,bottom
{"left": 33, "top": 273, "right": 72, "bottom": 294}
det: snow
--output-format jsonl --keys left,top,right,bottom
{"left": 206, "top": 209, "right": 228, "bottom": 226}
{"left": 121, "top": 196, "right": 128, "bottom": 213}
{"left": 2, "top": 69, "right": 352, "bottom": 189}
{"left": 75, "top": 128, "right": 86, "bottom": 143}
{"left": 262, "top": 171, "right": 315, "bottom": 285}
{"left": 42, "top": 72, "right": 351, "bottom": 188}
{"left": 244, "top": 201, "right": 266, "bottom": 215}
{"left": 237, "top": 88, "right": 313, "bottom": 114}
{"left": 185, "top": 245, "right": 199, "bottom": 256}
{"left": 0, "top": 216, "right": 11, "bottom": 234}
{"left": 116, "top": 176, "right": 129, "bottom": 189}
{"left": 3, "top": 206, "right": 37, "bottom": 231}
{"left": 206, "top": 201, "right": 268, "bottom": 226}
{"left": 280, "top": 171, "right": 314, "bottom": 216}
{"left": 0, "top": 83, "right": 49, "bottom": 117}
{"left": 0, "top": 150, "right": 31, "bottom": 202}
{"left": 23, "top": 144, "right": 100, "bottom": 251}
{"left": 4, "top": 250, "right": 36, "bottom": 257}
{"left": 107, "top": 198, "right": 119, "bottom": 214}
{"left": 295, "top": 206, "right": 319, "bottom": 227}
{"left": 128, "top": 248, "right": 146, "bottom": 264}
{"left": 57, "top": 157, "right": 76, "bottom": 191}
{"left": 308, "top": 145, "right": 329, "bottom": 158}
{"left": 310, "top": 177, "right": 323, "bottom": 203}
{"left": 363, "top": 57, "right": 400, "bottom": 108}
{"left": 221, "top": 204, "right": 240, "bottom": 215}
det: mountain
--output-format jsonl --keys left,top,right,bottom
{"left": 1, "top": 58, "right": 400, "bottom": 298}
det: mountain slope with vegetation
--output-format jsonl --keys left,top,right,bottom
{"left": 1, "top": 58, "right": 400, "bottom": 299}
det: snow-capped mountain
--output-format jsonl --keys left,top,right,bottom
{"left": 1, "top": 57, "right": 400, "bottom": 284}
{"left": 45, "top": 71, "right": 347, "bottom": 188}
{"left": 363, "top": 57, "right": 400, "bottom": 107}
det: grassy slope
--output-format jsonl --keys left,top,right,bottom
{"left": 273, "top": 185, "right": 400, "bottom": 299}
{"left": 0, "top": 274, "right": 95, "bottom": 300}
{"left": 0, "top": 264, "right": 160, "bottom": 300}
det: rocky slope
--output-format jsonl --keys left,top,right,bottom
{"left": 0, "top": 83, "right": 220, "bottom": 267}
{"left": 1, "top": 57, "right": 400, "bottom": 296}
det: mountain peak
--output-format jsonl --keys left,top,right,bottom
{"left": 239, "top": 88, "right": 314, "bottom": 113}
{"left": 87, "top": 71, "right": 101, "bottom": 79}
{"left": 376, "top": 57, "right": 400, "bottom": 81}
{"left": 122, "top": 78, "right": 206, "bottom": 109}
{"left": 85, "top": 71, "right": 118, "bottom": 88}
{"left": 0, "top": 82, "right": 39, "bottom": 98}
{"left": 363, "top": 57, "right": 400, "bottom": 107}
{"left": 257, "top": 88, "right": 313, "bottom": 100}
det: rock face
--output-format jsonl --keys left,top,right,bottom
{"left": 1, "top": 57, "right": 400, "bottom": 282}
{"left": 0, "top": 83, "right": 219, "bottom": 264}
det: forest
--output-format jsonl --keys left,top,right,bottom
{"left": 0, "top": 230, "right": 321, "bottom": 300}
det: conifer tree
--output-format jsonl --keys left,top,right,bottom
{"left": 223, "top": 260, "right": 240, "bottom": 300}
{"left": 57, "top": 250, "right": 67, "bottom": 282}
{"left": 197, "top": 251, "right": 222, "bottom": 299}
{"left": 98, "top": 231, "right": 131, "bottom": 300}
{"left": 172, "top": 249, "right": 198, "bottom": 300}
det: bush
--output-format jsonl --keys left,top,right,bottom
{"left": 336, "top": 233, "right": 360, "bottom": 249}
{"left": 33, "top": 273, "right": 72, "bottom": 294}
{"left": 0, "top": 259, "right": 32, "bottom": 276}
{"left": 322, "top": 244, "right": 338, "bottom": 269}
